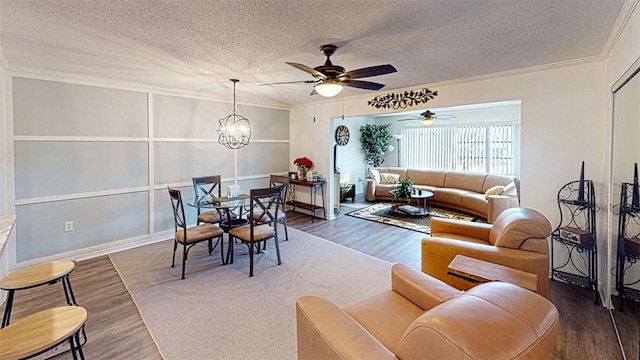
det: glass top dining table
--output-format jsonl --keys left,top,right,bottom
{"left": 188, "top": 194, "right": 251, "bottom": 231}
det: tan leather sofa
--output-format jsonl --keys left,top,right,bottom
{"left": 296, "top": 263, "right": 559, "bottom": 359}
{"left": 364, "top": 167, "right": 518, "bottom": 223}
{"left": 422, "top": 207, "right": 553, "bottom": 297}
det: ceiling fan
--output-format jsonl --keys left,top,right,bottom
{"left": 261, "top": 44, "right": 397, "bottom": 97}
{"left": 397, "top": 110, "right": 456, "bottom": 126}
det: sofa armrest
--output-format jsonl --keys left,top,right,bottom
{"left": 391, "top": 263, "right": 462, "bottom": 311}
{"left": 296, "top": 296, "right": 396, "bottom": 360}
{"left": 421, "top": 237, "right": 550, "bottom": 297}
{"left": 430, "top": 218, "right": 492, "bottom": 240}
{"left": 364, "top": 178, "right": 377, "bottom": 202}
{"left": 487, "top": 195, "right": 519, "bottom": 224}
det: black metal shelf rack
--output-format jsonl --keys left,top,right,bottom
{"left": 615, "top": 182, "right": 640, "bottom": 311}
{"left": 551, "top": 180, "right": 598, "bottom": 304}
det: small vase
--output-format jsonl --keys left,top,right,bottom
{"left": 298, "top": 168, "right": 306, "bottom": 181}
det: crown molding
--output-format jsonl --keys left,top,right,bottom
{"left": 7, "top": 66, "right": 291, "bottom": 111}
{"left": 292, "top": 55, "right": 606, "bottom": 110}
{"left": 603, "top": 0, "right": 639, "bottom": 57}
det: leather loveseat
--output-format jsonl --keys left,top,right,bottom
{"left": 364, "top": 167, "right": 519, "bottom": 223}
{"left": 296, "top": 263, "right": 559, "bottom": 359}
{"left": 422, "top": 207, "right": 553, "bottom": 298}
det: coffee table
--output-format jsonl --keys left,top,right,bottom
{"left": 388, "top": 189, "right": 434, "bottom": 217}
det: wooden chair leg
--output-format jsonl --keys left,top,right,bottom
{"left": 208, "top": 239, "right": 213, "bottom": 255}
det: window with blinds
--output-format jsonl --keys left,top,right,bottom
{"left": 401, "top": 123, "right": 519, "bottom": 175}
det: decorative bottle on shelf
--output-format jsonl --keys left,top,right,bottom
{"left": 306, "top": 170, "right": 314, "bottom": 182}
{"left": 577, "top": 161, "right": 585, "bottom": 203}
{"left": 632, "top": 162, "right": 639, "bottom": 209}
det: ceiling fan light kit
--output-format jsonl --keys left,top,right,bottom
{"left": 276, "top": 44, "right": 397, "bottom": 97}
{"left": 315, "top": 80, "right": 343, "bottom": 97}
{"left": 217, "top": 79, "right": 252, "bottom": 149}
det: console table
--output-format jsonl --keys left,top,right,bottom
{"left": 287, "top": 179, "right": 326, "bottom": 223}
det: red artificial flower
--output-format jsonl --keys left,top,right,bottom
{"left": 294, "top": 157, "right": 313, "bottom": 168}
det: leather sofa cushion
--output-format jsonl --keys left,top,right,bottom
{"left": 345, "top": 290, "right": 424, "bottom": 353}
{"left": 462, "top": 193, "right": 488, "bottom": 215}
{"left": 375, "top": 183, "right": 398, "bottom": 197}
{"left": 396, "top": 282, "right": 558, "bottom": 360}
{"left": 483, "top": 174, "right": 515, "bottom": 192}
{"left": 434, "top": 188, "right": 473, "bottom": 207}
{"left": 444, "top": 171, "right": 488, "bottom": 193}
{"left": 407, "top": 169, "right": 446, "bottom": 187}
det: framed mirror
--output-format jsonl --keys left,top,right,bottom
{"left": 611, "top": 56, "right": 640, "bottom": 359}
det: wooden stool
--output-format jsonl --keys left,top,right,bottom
{"left": 0, "top": 261, "right": 78, "bottom": 328}
{"left": 0, "top": 306, "right": 87, "bottom": 359}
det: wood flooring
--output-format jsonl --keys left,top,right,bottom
{"left": 0, "top": 194, "right": 631, "bottom": 359}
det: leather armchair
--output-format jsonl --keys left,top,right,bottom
{"left": 296, "top": 263, "right": 559, "bottom": 359}
{"left": 422, "top": 207, "right": 552, "bottom": 297}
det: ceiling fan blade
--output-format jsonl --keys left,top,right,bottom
{"left": 259, "top": 80, "right": 320, "bottom": 86}
{"left": 339, "top": 64, "right": 397, "bottom": 80}
{"left": 341, "top": 79, "right": 386, "bottom": 91}
{"left": 286, "top": 62, "right": 327, "bottom": 80}
{"left": 397, "top": 117, "right": 421, "bottom": 122}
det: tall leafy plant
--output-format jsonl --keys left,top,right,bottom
{"left": 360, "top": 123, "right": 393, "bottom": 167}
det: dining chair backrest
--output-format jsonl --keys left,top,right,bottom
{"left": 192, "top": 175, "right": 222, "bottom": 199}
{"left": 250, "top": 186, "right": 284, "bottom": 226}
{"left": 168, "top": 187, "right": 186, "bottom": 233}
{"left": 270, "top": 175, "right": 290, "bottom": 211}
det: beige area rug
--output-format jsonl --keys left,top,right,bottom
{"left": 346, "top": 202, "right": 484, "bottom": 234}
{"left": 109, "top": 226, "right": 393, "bottom": 360}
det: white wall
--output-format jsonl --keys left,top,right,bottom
{"left": 292, "top": 60, "right": 608, "bottom": 229}
{"left": 0, "top": 51, "right": 6, "bottom": 217}
{"left": 334, "top": 116, "right": 370, "bottom": 194}
{"left": 6, "top": 75, "right": 290, "bottom": 267}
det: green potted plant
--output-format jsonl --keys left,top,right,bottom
{"left": 359, "top": 124, "right": 393, "bottom": 167}
{"left": 396, "top": 177, "right": 415, "bottom": 199}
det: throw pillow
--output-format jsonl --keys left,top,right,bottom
{"left": 484, "top": 185, "right": 505, "bottom": 199}
{"left": 502, "top": 182, "right": 517, "bottom": 196}
{"left": 369, "top": 169, "right": 381, "bottom": 183}
{"left": 380, "top": 173, "right": 400, "bottom": 184}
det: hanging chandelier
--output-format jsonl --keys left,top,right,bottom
{"left": 218, "top": 79, "right": 251, "bottom": 149}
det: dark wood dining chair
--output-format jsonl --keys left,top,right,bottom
{"left": 252, "top": 174, "right": 290, "bottom": 243}
{"left": 192, "top": 175, "right": 233, "bottom": 225}
{"left": 168, "top": 187, "right": 225, "bottom": 279}
{"left": 228, "top": 186, "right": 284, "bottom": 277}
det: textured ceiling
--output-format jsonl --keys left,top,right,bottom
{"left": 0, "top": 0, "right": 627, "bottom": 107}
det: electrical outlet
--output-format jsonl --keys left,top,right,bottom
{"left": 64, "top": 221, "right": 73, "bottom": 232}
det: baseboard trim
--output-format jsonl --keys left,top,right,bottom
{"left": 12, "top": 230, "right": 174, "bottom": 270}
